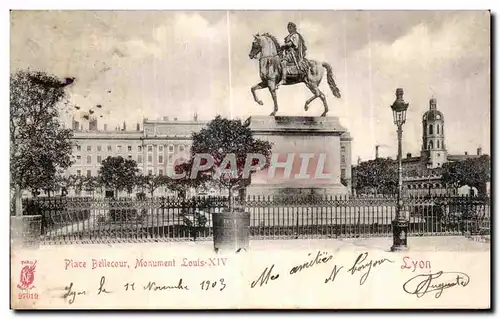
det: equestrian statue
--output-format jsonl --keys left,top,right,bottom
{"left": 249, "top": 22, "right": 341, "bottom": 117}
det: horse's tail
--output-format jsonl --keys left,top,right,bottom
{"left": 322, "top": 62, "right": 341, "bottom": 98}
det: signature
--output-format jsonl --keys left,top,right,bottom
{"left": 403, "top": 271, "right": 470, "bottom": 298}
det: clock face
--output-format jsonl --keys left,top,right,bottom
{"left": 436, "top": 114, "right": 441, "bottom": 120}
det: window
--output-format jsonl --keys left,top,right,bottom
{"left": 341, "top": 146, "right": 346, "bottom": 153}
{"left": 76, "top": 155, "right": 81, "bottom": 164}
{"left": 138, "top": 146, "right": 142, "bottom": 152}
{"left": 429, "top": 124, "right": 433, "bottom": 135}
{"left": 97, "top": 145, "right": 102, "bottom": 152}
{"left": 437, "top": 124, "right": 440, "bottom": 135}
{"left": 437, "top": 140, "right": 440, "bottom": 149}
{"left": 76, "top": 145, "right": 81, "bottom": 151}
{"left": 128, "top": 154, "right": 132, "bottom": 160}
{"left": 158, "top": 169, "right": 164, "bottom": 176}
{"left": 87, "top": 155, "right": 92, "bottom": 164}
{"left": 86, "top": 170, "right": 91, "bottom": 177}
{"left": 97, "top": 155, "right": 102, "bottom": 164}
{"left": 138, "top": 154, "right": 143, "bottom": 164}
{"left": 117, "top": 145, "right": 122, "bottom": 152}
{"left": 148, "top": 154, "right": 152, "bottom": 163}
{"left": 107, "top": 145, "right": 112, "bottom": 152}
{"left": 159, "top": 155, "right": 164, "bottom": 164}
{"left": 128, "top": 145, "right": 132, "bottom": 151}
{"left": 159, "top": 145, "right": 164, "bottom": 152}
{"left": 168, "top": 145, "right": 174, "bottom": 152}
{"left": 179, "top": 145, "right": 185, "bottom": 152}
{"left": 148, "top": 169, "right": 153, "bottom": 175}
{"left": 341, "top": 155, "right": 346, "bottom": 163}
{"left": 77, "top": 170, "right": 81, "bottom": 176}
{"left": 168, "top": 155, "right": 173, "bottom": 163}
{"left": 428, "top": 141, "right": 434, "bottom": 149}
{"left": 147, "top": 145, "right": 153, "bottom": 152}
{"left": 87, "top": 145, "right": 92, "bottom": 152}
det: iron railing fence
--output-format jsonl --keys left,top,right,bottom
{"left": 22, "top": 194, "right": 490, "bottom": 244}
{"left": 22, "top": 196, "right": 227, "bottom": 243}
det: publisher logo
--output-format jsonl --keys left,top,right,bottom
{"left": 17, "top": 260, "right": 37, "bottom": 290}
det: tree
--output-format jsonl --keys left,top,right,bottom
{"left": 39, "top": 170, "right": 63, "bottom": 198}
{"left": 10, "top": 70, "right": 75, "bottom": 215}
{"left": 442, "top": 155, "right": 491, "bottom": 197}
{"left": 83, "top": 176, "right": 101, "bottom": 197}
{"left": 26, "top": 161, "right": 58, "bottom": 197}
{"left": 180, "top": 116, "right": 272, "bottom": 211}
{"left": 72, "top": 175, "right": 86, "bottom": 196}
{"left": 353, "top": 157, "right": 398, "bottom": 195}
{"left": 137, "top": 174, "right": 172, "bottom": 197}
{"left": 171, "top": 161, "right": 213, "bottom": 199}
{"left": 56, "top": 174, "right": 76, "bottom": 197}
{"left": 98, "top": 156, "right": 139, "bottom": 198}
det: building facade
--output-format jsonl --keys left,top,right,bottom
{"left": 69, "top": 118, "right": 208, "bottom": 178}
{"left": 67, "top": 117, "right": 353, "bottom": 197}
{"left": 402, "top": 97, "right": 485, "bottom": 196}
{"left": 67, "top": 117, "right": 207, "bottom": 196}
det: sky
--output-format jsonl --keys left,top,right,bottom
{"left": 10, "top": 10, "right": 490, "bottom": 164}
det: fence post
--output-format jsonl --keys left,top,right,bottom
{"left": 11, "top": 213, "right": 42, "bottom": 249}
{"left": 191, "top": 196, "right": 197, "bottom": 242}
{"left": 159, "top": 196, "right": 165, "bottom": 239}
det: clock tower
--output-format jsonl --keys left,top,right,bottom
{"left": 421, "top": 97, "right": 447, "bottom": 168}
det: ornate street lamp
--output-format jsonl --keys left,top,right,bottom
{"left": 390, "top": 88, "right": 409, "bottom": 252}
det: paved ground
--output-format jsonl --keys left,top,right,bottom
{"left": 33, "top": 235, "right": 490, "bottom": 253}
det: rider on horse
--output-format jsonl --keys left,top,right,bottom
{"left": 278, "top": 22, "right": 308, "bottom": 87}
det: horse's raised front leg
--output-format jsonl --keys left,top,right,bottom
{"left": 304, "top": 82, "right": 329, "bottom": 116}
{"left": 318, "top": 88, "right": 329, "bottom": 117}
{"left": 304, "top": 94, "right": 318, "bottom": 112}
{"left": 251, "top": 81, "right": 267, "bottom": 106}
{"left": 304, "top": 82, "right": 319, "bottom": 112}
{"left": 268, "top": 81, "right": 278, "bottom": 116}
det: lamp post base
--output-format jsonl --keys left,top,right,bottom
{"left": 390, "top": 218, "right": 409, "bottom": 252}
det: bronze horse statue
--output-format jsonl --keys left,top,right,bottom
{"left": 248, "top": 33, "right": 341, "bottom": 117}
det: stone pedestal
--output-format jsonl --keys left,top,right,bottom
{"left": 247, "top": 116, "right": 352, "bottom": 197}
{"left": 10, "top": 216, "right": 42, "bottom": 249}
{"left": 391, "top": 216, "right": 410, "bottom": 252}
{"left": 212, "top": 211, "right": 250, "bottom": 253}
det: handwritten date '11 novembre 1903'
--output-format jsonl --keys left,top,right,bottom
{"left": 62, "top": 276, "right": 227, "bottom": 304}
{"left": 61, "top": 251, "right": 470, "bottom": 305}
